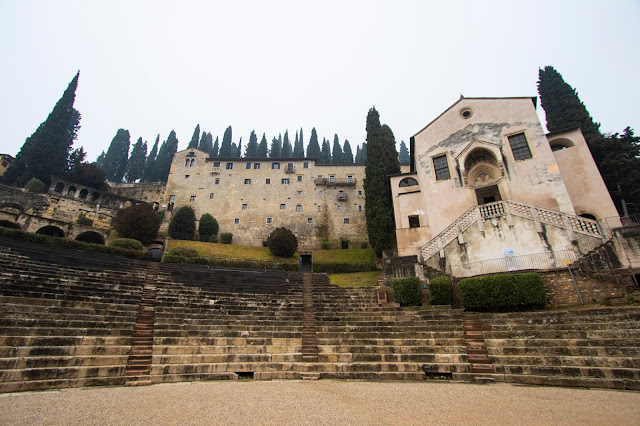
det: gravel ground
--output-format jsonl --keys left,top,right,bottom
{"left": 1, "top": 381, "right": 639, "bottom": 425}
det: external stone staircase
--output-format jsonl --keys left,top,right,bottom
{"left": 418, "top": 200, "right": 607, "bottom": 265}
{"left": 301, "top": 273, "right": 319, "bottom": 366}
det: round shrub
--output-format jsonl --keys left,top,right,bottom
{"left": 168, "top": 246, "right": 199, "bottom": 258}
{"left": 209, "top": 234, "right": 218, "bottom": 243}
{"left": 220, "top": 232, "right": 233, "bottom": 244}
{"left": 24, "top": 178, "right": 45, "bottom": 193}
{"left": 168, "top": 206, "right": 196, "bottom": 240}
{"left": 112, "top": 203, "right": 161, "bottom": 245}
{"left": 198, "top": 213, "right": 218, "bottom": 241}
{"left": 108, "top": 238, "right": 145, "bottom": 251}
{"left": 429, "top": 276, "right": 453, "bottom": 305}
{"left": 392, "top": 277, "right": 422, "bottom": 306}
{"left": 267, "top": 227, "right": 298, "bottom": 257}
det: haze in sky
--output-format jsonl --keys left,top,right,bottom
{"left": 1, "top": 0, "right": 638, "bottom": 161}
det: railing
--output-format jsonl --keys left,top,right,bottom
{"left": 337, "top": 192, "right": 347, "bottom": 201}
{"left": 604, "top": 213, "right": 640, "bottom": 231}
{"left": 314, "top": 177, "right": 357, "bottom": 186}
{"left": 419, "top": 200, "right": 605, "bottom": 263}
{"left": 210, "top": 167, "right": 221, "bottom": 174}
{"left": 449, "top": 249, "right": 580, "bottom": 278}
{"left": 285, "top": 164, "right": 296, "bottom": 173}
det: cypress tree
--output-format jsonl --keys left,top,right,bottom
{"left": 187, "top": 124, "right": 200, "bottom": 149}
{"left": 281, "top": 130, "right": 292, "bottom": 157}
{"left": 364, "top": 107, "right": 400, "bottom": 256}
{"left": 3, "top": 71, "right": 81, "bottom": 187}
{"left": 199, "top": 131, "right": 213, "bottom": 155}
{"left": 258, "top": 133, "right": 269, "bottom": 157}
{"left": 96, "top": 151, "right": 106, "bottom": 168}
{"left": 342, "top": 140, "right": 354, "bottom": 164}
{"left": 211, "top": 137, "right": 219, "bottom": 157}
{"left": 143, "top": 135, "right": 159, "bottom": 182}
{"left": 219, "top": 126, "right": 233, "bottom": 157}
{"left": 245, "top": 130, "right": 259, "bottom": 157}
{"left": 331, "top": 134, "right": 343, "bottom": 163}
{"left": 155, "top": 130, "right": 179, "bottom": 182}
{"left": 293, "top": 129, "right": 304, "bottom": 157}
{"left": 67, "top": 147, "right": 87, "bottom": 172}
{"left": 306, "top": 128, "right": 320, "bottom": 158}
{"left": 270, "top": 135, "right": 282, "bottom": 158}
{"left": 125, "top": 137, "right": 147, "bottom": 183}
{"left": 319, "top": 138, "right": 331, "bottom": 163}
{"left": 398, "top": 140, "right": 410, "bottom": 163}
{"left": 235, "top": 138, "right": 242, "bottom": 157}
{"left": 102, "top": 128, "right": 131, "bottom": 182}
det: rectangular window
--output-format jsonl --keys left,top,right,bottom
{"left": 169, "top": 195, "right": 176, "bottom": 203}
{"left": 358, "top": 205, "right": 362, "bottom": 212}
{"left": 266, "top": 217, "right": 272, "bottom": 224}
{"left": 282, "top": 178, "right": 289, "bottom": 184}
{"left": 246, "top": 162, "right": 251, "bottom": 169}
{"left": 234, "top": 218, "right": 239, "bottom": 224}
{"left": 432, "top": 154, "right": 451, "bottom": 181}
{"left": 254, "top": 163, "right": 261, "bottom": 170}
{"left": 347, "top": 175, "right": 353, "bottom": 183}
{"left": 303, "top": 162, "right": 309, "bottom": 169}
{"left": 319, "top": 190, "right": 323, "bottom": 195}
{"left": 308, "top": 218, "right": 313, "bottom": 223}
{"left": 214, "top": 161, "right": 220, "bottom": 167}
{"left": 297, "top": 191, "right": 302, "bottom": 196}
{"left": 185, "top": 175, "right": 190, "bottom": 179}
{"left": 329, "top": 175, "right": 335, "bottom": 183}
{"left": 296, "top": 205, "right": 302, "bottom": 212}
{"left": 508, "top": 132, "right": 533, "bottom": 161}
{"left": 409, "top": 215, "right": 420, "bottom": 228}
{"left": 336, "top": 205, "right": 341, "bottom": 212}
{"left": 287, "top": 163, "right": 294, "bottom": 171}
{"left": 297, "top": 175, "right": 303, "bottom": 182}
{"left": 244, "top": 178, "right": 251, "bottom": 184}
{"left": 272, "top": 162, "right": 280, "bottom": 169}
{"left": 210, "top": 193, "right": 214, "bottom": 199}
{"left": 266, "top": 178, "right": 271, "bottom": 184}
{"left": 215, "top": 178, "right": 220, "bottom": 184}
{"left": 344, "top": 218, "right": 350, "bottom": 224}
{"left": 280, "top": 204, "right": 286, "bottom": 210}
{"left": 226, "top": 162, "right": 233, "bottom": 169}
{"left": 242, "top": 204, "right": 248, "bottom": 210}
{"left": 358, "top": 190, "right": 362, "bottom": 196}
{"left": 190, "top": 196, "right": 196, "bottom": 202}
{"left": 317, "top": 206, "right": 322, "bottom": 212}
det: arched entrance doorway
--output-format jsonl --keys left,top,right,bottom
{"left": 36, "top": 226, "right": 65, "bottom": 238}
{"left": 0, "top": 220, "right": 21, "bottom": 229}
{"left": 464, "top": 148, "right": 502, "bottom": 205}
{"left": 75, "top": 231, "right": 106, "bottom": 245}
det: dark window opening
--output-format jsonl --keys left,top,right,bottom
{"left": 508, "top": 133, "right": 533, "bottom": 161}
{"left": 433, "top": 154, "right": 450, "bottom": 181}
{"left": 341, "top": 240, "right": 349, "bottom": 249}
{"left": 409, "top": 215, "right": 420, "bottom": 228}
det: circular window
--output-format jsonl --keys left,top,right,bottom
{"left": 460, "top": 108, "right": 473, "bottom": 119}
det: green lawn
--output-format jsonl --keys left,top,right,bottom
{"left": 313, "top": 248, "right": 376, "bottom": 264}
{"left": 328, "top": 271, "right": 382, "bottom": 287}
{"left": 167, "top": 240, "right": 298, "bottom": 264}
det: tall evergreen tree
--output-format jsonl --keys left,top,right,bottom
{"left": 331, "top": 134, "right": 343, "bottom": 163}
{"left": 319, "top": 138, "right": 331, "bottom": 163}
{"left": 398, "top": 140, "right": 410, "bottom": 163}
{"left": 281, "top": 130, "right": 292, "bottom": 157}
{"left": 3, "top": 71, "right": 81, "bottom": 187}
{"left": 96, "top": 151, "right": 106, "bottom": 168}
{"left": 245, "top": 131, "right": 259, "bottom": 157}
{"left": 211, "top": 137, "right": 219, "bottom": 157}
{"left": 199, "top": 131, "right": 213, "bottom": 155}
{"left": 219, "top": 126, "right": 233, "bottom": 157}
{"left": 67, "top": 147, "right": 87, "bottom": 172}
{"left": 234, "top": 138, "right": 242, "bottom": 157}
{"left": 142, "top": 135, "right": 159, "bottom": 182}
{"left": 125, "top": 137, "right": 147, "bottom": 182}
{"left": 102, "top": 128, "right": 131, "bottom": 182}
{"left": 270, "top": 135, "right": 282, "bottom": 158}
{"left": 306, "top": 128, "right": 320, "bottom": 158}
{"left": 257, "top": 133, "right": 269, "bottom": 157}
{"left": 342, "top": 140, "right": 354, "bottom": 164}
{"left": 364, "top": 107, "right": 400, "bottom": 256}
{"left": 155, "top": 130, "right": 179, "bottom": 182}
{"left": 359, "top": 143, "right": 367, "bottom": 162}
{"left": 293, "top": 129, "right": 304, "bottom": 157}
{"left": 187, "top": 124, "right": 200, "bottom": 149}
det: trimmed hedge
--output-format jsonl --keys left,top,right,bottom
{"left": 312, "top": 262, "right": 378, "bottom": 274}
{"left": 429, "top": 276, "right": 453, "bottom": 305}
{"left": 108, "top": 238, "right": 144, "bottom": 251}
{"left": 392, "top": 277, "right": 422, "bottom": 306}
{"left": 162, "top": 254, "right": 298, "bottom": 272}
{"left": 458, "top": 272, "right": 547, "bottom": 312}
{"left": 168, "top": 247, "right": 199, "bottom": 258}
{"left": 220, "top": 232, "right": 233, "bottom": 244}
{"left": 0, "top": 227, "right": 150, "bottom": 260}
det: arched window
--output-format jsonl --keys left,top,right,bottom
{"left": 399, "top": 177, "right": 419, "bottom": 187}
{"left": 79, "top": 188, "right": 88, "bottom": 199}
{"left": 54, "top": 182, "right": 64, "bottom": 193}
{"left": 67, "top": 186, "right": 77, "bottom": 197}
{"left": 190, "top": 159, "right": 195, "bottom": 167}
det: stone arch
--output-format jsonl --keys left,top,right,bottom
{"left": 53, "top": 182, "right": 64, "bottom": 193}
{"left": 399, "top": 177, "right": 418, "bottom": 187}
{"left": 549, "top": 137, "right": 575, "bottom": 152}
{"left": 91, "top": 191, "right": 101, "bottom": 202}
{"left": 67, "top": 186, "right": 77, "bottom": 197}
{"left": 78, "top": 188, "right": 89, "bottom": 199}
{"left": 0, "top": 201, "right": 26, "bottom": 213}
{"left": 36, "top": 225, "right": 65, "bottom": 238}
{"left": 75, "top": 231, "right": 106, "bottom": 245}
{"left": 0, "top": 220, "right": 21, "bottom": 229}
{"left": 579, "top": 212, "right": 597, "bottom": 220}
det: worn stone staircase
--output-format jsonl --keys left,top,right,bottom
{"left": 462, "top": 313, "right": 495, "bottom": 383}
{"left": 301, "top": 273, "right": 319, "bottom": 367}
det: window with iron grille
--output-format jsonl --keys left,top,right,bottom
{"left": 508, "top": 132, "right": 532, "bottom": 161}
{"left": 408, "top": 215, "right": 420, "bottom": 228}
{"left": 432, "top": 154, "right": 450, "bottom": 181}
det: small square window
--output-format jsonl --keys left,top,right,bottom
{"left": 297, "top": 191, "right": 302, "bottom": 196}
{"left": 308, "top": 218, "right": 313, "bottom": 223}
{"left": 215, "top": 178, "right": 220, "bottom": 185}
{"left": 432, "top": 154, "right": 451, "bottom": 181}
{"left": 246, "top": 162, "right": 251, "bottom": 169}
{"left": 280, "top": 204, "right": 286, "bottom": 210}
{"left": 226, "top": 162, "right": 233, "bottom": 169}
{"left": 254, "top": 163, "right": 261, "bottom": 169}
{"left": 319, "top": 190, "right": 323, "bottom": 195}
{"left": 214, "top": 161, "right": 220, "bottom": 167}
{"left": 242, "top": 204, "right": 248, "bottom": 210}
{"left": 344, "top": 218, "right": 350, "bottom": 224}
{"left": 336, "top": 206, "right": 341, "bottom": 212}
{"left": 244, "top": 178, "right": 251, "bottom": 184}
{"left": 272, "top": 162, "right": 280, "bottom": 170}
{"left": 317, "top": 206, "right": 322, "bottom": 212}
{"left": 169, "top": 195, "right": 176, "bottom": 203}
{"left": 297, "top": 175, "right": 303, "bottom": 182}
{"left": 185, "top": 175, "right": 190, "bottom": 179}
{"left": 409, "top": 215, "right": 420, "bottom": 228}
{"left": 296, "top": 205, "right": 302, "bottom": 212}
{"left": 210, "top": 193, "right": 214, "bottom": 199}
{"left": 190, "top": 196, "right": 196, "bottom": 202}
{"left": 266, "top": 178, "right": 271, "bottom": 184}
{"left": 282, "top": 178, "right": 289, "bottom": 184}
{"left": 266, "top": 217, "right": 272, "bottom": 224}
{"left": 508, "top": 132, "right": 533, "bottom": 161}
{"left": 234, "top": 218, "right": 239, "bottom": 224}
{"left": 303, "top": 162, "right": 309, "bottom": 169}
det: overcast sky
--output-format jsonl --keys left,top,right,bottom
{"left": 1, "top": 0, "right": 638, "bottom": 161}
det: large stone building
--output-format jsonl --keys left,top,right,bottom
{"left": 163, "top": 150, "right": 378, "bottom": 249}
{"left": 390, "top": 97, "right": 620, "bottom": 276}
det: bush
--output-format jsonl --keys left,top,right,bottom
{"left": 458, "top": 272, "right": 547, "bottom": 312}
{"left": 112, "top": 203, "right": 161, "bottom": 245}
{"left": 24, "top": 178, "right": 45, "bottom": 193}
{"left": 209, "top": 234, "right": 218, "bottom": 243}
{"left": 360, "top": 241, "right": 369, "bottom": 249}
{"left": 220, "top": 232, "right": 233, "bottom": 244}
{"left": 168, "top": 206, "right": 196, "bottom": 240}
{"left": 108, "top": 238, "right": 144, "bottom": 251}
{"left": 76, "top": 216, "right": 94, "bottom": 226}
{"left": 321, "top": 241, "right": 330, "bottom": 250}
{"left": 429, "top": 276, "right": 453, "bottom": 305}
{"left": 392, "top": 277, "right": 422, "bottom": 306}
{"left": 162, "top": 254, "right": 298, "bottom": 271}
{"left": 198, "top": 214, "right": 219, "bottom": 241}
{"left": 267, "top": 227, "right": 298, "bottom": 257}
{"left": 168, "top": 246, "right": 199, "bottom": 258}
